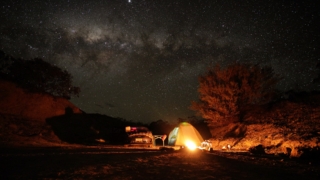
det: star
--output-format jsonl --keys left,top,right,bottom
{"left": 0, "top": 0, "right": 318, "bottom": 123}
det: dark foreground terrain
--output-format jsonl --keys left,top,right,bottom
{"left": 0, "top": 146, "right": 319, "bottom": 180}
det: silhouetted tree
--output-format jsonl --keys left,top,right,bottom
{"left": 0, "top": 50, "right": 13, "bottom": 77}
{"left": 177, "top": 116, "right": 212, "bottom": 139}
{"left": 0, "top": 50, "right": 80, "bottom": 99}
{"left": 313, "top": 62, "right": 320, "bottom": 83}
{"left": 149, "top": 119, "right": 174, "bottom": 135}
{"left": 191, "top": 63, "right": 280, "bottom": 125}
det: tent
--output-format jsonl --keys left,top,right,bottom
{"left": 168, "top": 122, "right": 204, "bottom": 146}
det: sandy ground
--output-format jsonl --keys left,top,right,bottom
{"left": 0, "top": 146, "right": 319, "bottom": 180}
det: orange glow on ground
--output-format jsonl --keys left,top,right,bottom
{"left": 185, "top": 140, "right": 197, "bottom": 151}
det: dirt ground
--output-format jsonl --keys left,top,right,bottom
{"left": 0, "top": 146, "right": 319, "bottom": 180}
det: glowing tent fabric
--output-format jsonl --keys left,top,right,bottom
{"left": 168, "top": 122, "right": 204, "bottom": 146}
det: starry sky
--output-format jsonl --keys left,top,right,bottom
{"left": 1, "top": 0, "right": 319, "bottom": 123}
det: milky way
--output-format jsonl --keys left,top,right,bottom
{"left": 1, "top": 0, "right": 319, "bottom": 123}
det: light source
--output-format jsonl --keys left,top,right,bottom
{"left": 185, "top": 140, "right": 197, "bottom": 151}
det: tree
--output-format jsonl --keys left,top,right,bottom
{"left": 191, "top": 63, "right": 280, "bottom": 124}
{"left": 313, "top": 62, "right": 320, "bottom": 83}
{"left": 0, "top": 50, "right": 12, "bottom": 76}
{"left": 148, "top": 119, "right": 174, "bottom": 135}
{"left": 0, "top": 50, "right": 80, "bottom": 99}
{"left": 176, "top": 116, "right": 212, "bottom": 139}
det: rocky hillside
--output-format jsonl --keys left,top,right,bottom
{"left": 208, "top": 94, "right": 320, "bottom": 158}
{"left": 0, "top": 79, "right": 140, "bottom": 147}
{"left": 0, "top": 80, "right": 82, "bottom": 121}
{"left": 0, "top": 79, "right": 83, "bottom": 146}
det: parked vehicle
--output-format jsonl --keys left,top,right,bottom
{"left": 125, "top": 126, "right": 154, "bottom": 147}
{"left": 198, "top": 140, "right": 213, "bottom": 152}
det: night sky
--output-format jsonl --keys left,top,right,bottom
{"left": 1, "top": 0, "right": 319, "bottom": 123}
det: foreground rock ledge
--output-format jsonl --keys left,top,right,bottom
{"left": 208, "top": 123, "right": 320, "bottom": 158}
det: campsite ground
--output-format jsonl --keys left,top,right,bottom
{"left": 0, "top": 146, "right": 319, "bottom": 180}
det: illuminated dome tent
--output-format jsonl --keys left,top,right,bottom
{"left": 168, "top": 122, "right": 204, "bottom": 149}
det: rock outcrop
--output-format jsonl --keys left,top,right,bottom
{"left": 208, "top": 94, "right": 320, "bottom": 158}
{"left": 0, "top": 79, "right": 82, "bottom": 146}
{"left": 0, "top": 79, "right": 82, "bottom": 122}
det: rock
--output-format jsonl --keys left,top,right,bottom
{"left": 249, "top": 144, "right": 265, "bottom": 154}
